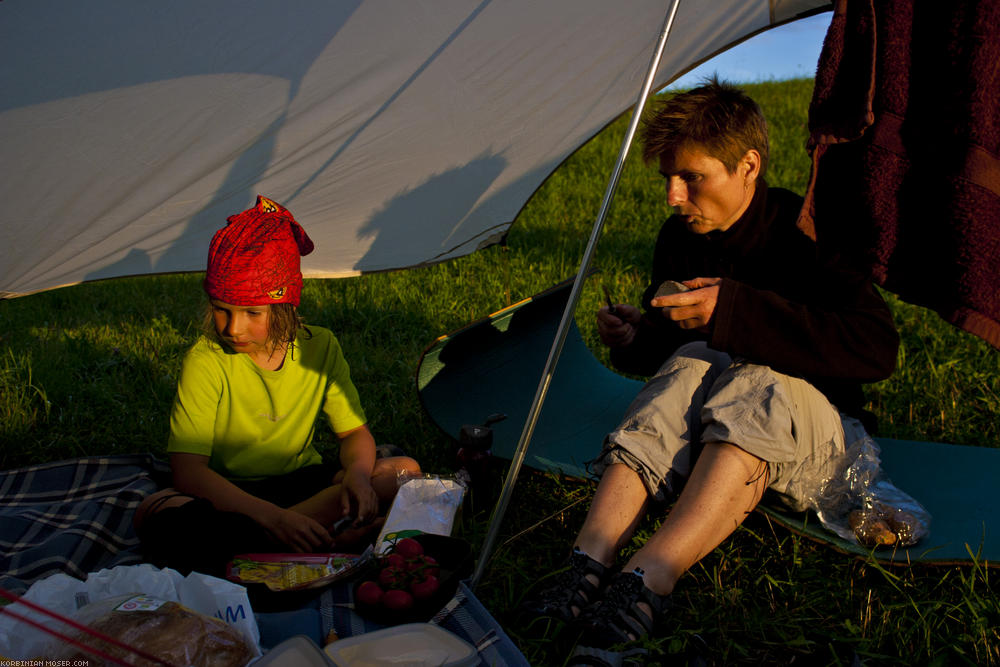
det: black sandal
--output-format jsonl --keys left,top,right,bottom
{"left": 577, "top": 568, "right": 672, "bottom": 648}
{"left": 522, "top": 547, "right": 611, "bottom": 623}
{"left": 567, "top": 644, "right": 649, "bottom": 667}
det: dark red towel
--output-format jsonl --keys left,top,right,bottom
{"left": 799, "top": 0, "right": 1000, "bottom": 349}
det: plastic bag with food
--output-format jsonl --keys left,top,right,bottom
{"left": 807, "top": 436, "right": 931, "bottom": 548}
{"left": 373, "top": 474, "right": 466, "bottom": 554}
{"left": 46, "top": 593, "right": 255, "bottom": 667}
{"left": 0, "top": 564, "right": 260, "bottom": 661}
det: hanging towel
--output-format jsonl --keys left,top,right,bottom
{"left": 799, "top": 0, "right": 1000, "bottom": 349}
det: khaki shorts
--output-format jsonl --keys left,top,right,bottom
{"left": 590, "top": 342, "right": 868, "bottom": 511}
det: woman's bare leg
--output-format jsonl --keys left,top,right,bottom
{"left": 625, "top": 441, "right": 769, "bottom": 596}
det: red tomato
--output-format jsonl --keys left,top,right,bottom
{"left": 382, "top": 589, "right": 415, "bottom": 611}
{"left": 378, "top": 566, "right": 408, "bottom": 589}
{"left": 384, "top": 553, "right": 406, "bottom": 569}
{"left": 419, "top": 555, "right": 441, "bottom": 578}
{"left": 356, "top": 580, "right": 384, "bottom": 606}
{"left": 395, "top": 537, "right": 424, "bottom": 559}
{"left": 409, "top": 574, "right": 440, "bottom": 600}
{"left": 404, "top": 554, "right": 441, "bottom": 579}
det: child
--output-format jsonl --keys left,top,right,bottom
{"left": 136, "top": 195, "right": 420, "bottom": 576}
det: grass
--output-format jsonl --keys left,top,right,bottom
{"left": 2, "top": 79, "right": 999, "bottom": 665}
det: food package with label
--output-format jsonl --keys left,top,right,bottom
{"left": 226, "top": 548, "right": 373, "bottom": 592}
{"left": 373, "top": 475, "right": 466, "bottom": 554}
{"left": 45, "top": 593, "right": 256, "bottom": 667}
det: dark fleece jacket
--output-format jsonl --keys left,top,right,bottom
{"left": 613, "top": 182, "right": 899, "bottom": 429}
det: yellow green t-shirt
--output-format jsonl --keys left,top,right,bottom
{"left": 167, "top": 326, "right": 366, "bottom": 480}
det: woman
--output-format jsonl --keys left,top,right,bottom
{"left": 523, "top": 78, "right": 898, "bottom": 662}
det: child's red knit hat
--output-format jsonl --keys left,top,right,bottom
{"left": 204, "top": 195, "right": 314, "bottom": 306}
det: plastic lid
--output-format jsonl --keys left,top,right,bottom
{"left": 253, "top": 635, "right": 335, "bottom": 666}
{"left": 324, "top": 623, "right": 478, "bottom": 667}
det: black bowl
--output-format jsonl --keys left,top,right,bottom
{"left": 353, "top": 533, "right": 473, "bottom": 625}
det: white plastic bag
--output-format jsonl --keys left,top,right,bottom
{"left": 45, "top": 593, "right": 256, "bottom": 667}
{"left": 0, "top": 563, "right": 260, "bottom": 660}
{"left": 373, "top": 474, "right": 466, "bottom": 554}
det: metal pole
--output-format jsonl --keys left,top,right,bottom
{"left": 470, "top": 0, "right": 684, "bottom": 590}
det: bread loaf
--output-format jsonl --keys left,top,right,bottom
{"left": 54, "top": 597, "right": 253, "bottom": 667}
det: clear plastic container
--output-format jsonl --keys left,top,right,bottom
{"left": 253, "top": 634, "right": 335, "bottom": 666}
{"left": 324, "top": 623, "right": 478, "bottom": 667}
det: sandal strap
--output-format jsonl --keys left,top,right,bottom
{"left": 568, "top": 645, "right": 648, "bottom": 667}
{"left": 568, "top": 645, "right": 620, "bottom": 667}
{"left": 523, "top": 547, "right": 611, "bottom": 622}
{"left": 579, "top": 569, "right": 671, "bottom": 648}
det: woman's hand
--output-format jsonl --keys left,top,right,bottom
{"left": 650, "top": 277, "right": 722, "bottom": 331}
{"left": 597, "top": 304, "right": 642, "bottom": 348}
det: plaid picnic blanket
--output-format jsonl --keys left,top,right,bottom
{"left": 255, "top": 580, "right": 530, "bottom": 666}
{"left": 0, "top": 454, "right": 169, "bottom": 593}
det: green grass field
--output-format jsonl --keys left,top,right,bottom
{"left": 2, "top": 79, "right": 998, "bottom": 665}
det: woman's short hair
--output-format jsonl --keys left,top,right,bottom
{"left": 641, "top": 76, "right": 769, "bottom": 176}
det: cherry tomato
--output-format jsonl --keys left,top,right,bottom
{"left": 378, "top": 566, "right": 408, "bottom": 589}
{"left": 409, "top": 574, "right": 440, "bottom": 600}
{"left": 384, "top": 553, "right": 406, "bottom": 569}
{"left": 395, "top": 537, "right": 424, "bottom": 559}
{"left": 404, "top": 553, "right": 441, "bottom": 578}
{"left": 382, "top": 589, "right": 415, "bottom": 611}
{"left": 356, "top": 580, "right": 384, "bottom": 606}
{"left": 419, "top": 554, "right": 440, "bottom": 578}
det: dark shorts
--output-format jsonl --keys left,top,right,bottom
{"left": 232, "top": 462, "right": 339, "bottom": 507}
{"left": 137, "top": 464, "right": 339, "bottom": 577}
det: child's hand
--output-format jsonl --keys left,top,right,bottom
{"left": 342, "top": 468, "right": 379, "bottom": 523}
{"left": 262, "top": 507, "right": 333, "bottom": 552}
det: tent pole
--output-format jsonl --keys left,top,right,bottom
{"left": 470, "top": 0, "right": 684, "bottom": 590}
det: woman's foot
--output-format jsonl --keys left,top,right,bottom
{"left": 577, "top": 568, "right": 672, "bottom": 647}
{"left": 522, "top": 547, "right": 612, "bottom": 622}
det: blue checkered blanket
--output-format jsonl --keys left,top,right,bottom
{"left": 255, "top": 580, "right": 530, "bottom": 666}
{"left": 0, "top": 454, "right": 169, "bottom": 593}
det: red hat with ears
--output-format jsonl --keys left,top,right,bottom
{"left": 203, "top": 195, "right": 315, "bottom": 306}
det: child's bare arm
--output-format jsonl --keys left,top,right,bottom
{"left": 170, "top": 453, "right": 332, "bottom": 552}
{"left": 336, "top": 424, "right": 379, "bottom": 522}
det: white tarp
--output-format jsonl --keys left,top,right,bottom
{"left": 0, "top": 0, "right": 830, "bottom": 297}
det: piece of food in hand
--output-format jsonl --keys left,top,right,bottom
{"left": 654, "top": 280, "right": 690, "bottom": 298}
